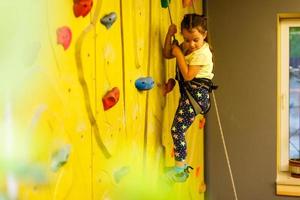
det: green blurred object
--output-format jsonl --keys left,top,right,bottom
{"left": 113, "top": 166, "right": 130, "bottom": 183}
{"left": 0, "top": 193, "right": 9, "bottom": 200}
{"left": 51, "top": 145, "right": 71, "bottom": 172}
{"left": 161, "top": 0, "right": 170, "bottom": 8}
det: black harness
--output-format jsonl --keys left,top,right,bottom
{"left": 175, "top": 65, "right": 218, "bottom": 115}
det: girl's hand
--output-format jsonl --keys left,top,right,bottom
{"left": 171, "top": 44, "right": 181, "bottom": 56}
{"left": 167, "top": 24, "right": 177, "bottom": 36}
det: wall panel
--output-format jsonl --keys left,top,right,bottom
{"left": 0, "top": 0, "right": 204, "bottom": 199}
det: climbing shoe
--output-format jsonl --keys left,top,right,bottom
{"left": 164, "top": 165, "right": 194, "bottom": 183}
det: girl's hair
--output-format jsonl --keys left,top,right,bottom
{"left": 181, "top": 13, "right": 208, "bottom": 42}
{"left": 181, "top": 13, "right": 214, "bottom": 60}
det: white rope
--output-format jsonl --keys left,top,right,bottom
{"left": 212, "top": 91, "right": 238, "bottom": 200}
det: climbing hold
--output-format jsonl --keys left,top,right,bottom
{"left": 199, "top": 117, "right": 206, "bottom": 129}
{"left": 135, "top": 77, "right": 155, "bottom": 91}
{"left": 170, "top": 148, "right": 174, "bottom": 158}
{"left": 161, "top": 0, "right": 171, "bottom": 8}
{"left": 100, "top": 12, "right": 117, "bottom": 29}
{"left": 199, "top": 181, "right": 207, "bottom": 193}
{"left": 56, "top": 26, "right": 72, "bottom": 50}
{"left": 102, "top": 87, "right": 120, "bottom": 111}
{"left": 182, "top": 0, "right": 193, "bottom": 7}
{"left": 113, "top": 166, "right": 130, "bottom": 183}
{"left": 163, "top": 78, "right": 176, "bottom": 96}
{"left": 195, "top": 166, "right": 201, "bottom": 177}
{"left": 73, "top": 0, "right": 93, "bottom": 18}
{"left": 51, "top": 145, "right": 71, "bottom": 172}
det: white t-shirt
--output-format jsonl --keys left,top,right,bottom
{"left": 184, "top": 42, "right": 214, "bottom": 79}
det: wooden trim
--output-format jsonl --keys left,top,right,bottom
{"left": 277, "top": 14, "right": 300, "bottom": 172}
{"left": 277, "top": 185, "right": 300, "bottom": 197}
{"left": 276, "top": 14, "right": 300, "bottom": 197}
{"left": 278, "top": 13, "right": 300, "bottom": 20}
{"left": 276, "top": 14, "right": 281, "bottom": 172}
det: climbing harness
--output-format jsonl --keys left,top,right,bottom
{"left": 212, "top": 91, "right": 239, "bottom": 200}
{"left": 175, "top": 65, "right": 217, "bottom": 115}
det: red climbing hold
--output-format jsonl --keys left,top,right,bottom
{"left": 73, "top": 0, "right": 93, "bottom": 18}
{"left": 56, "top": 26, "right": 72, "bottom": 50}
{"left": 163, "top": 78, "right": 176, "bottom": 96}
{"left": 102, "top": 87, "right": 120, "bottom": 111}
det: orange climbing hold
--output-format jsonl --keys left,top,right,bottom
{"left": 195, "top": 166, "right": 201, "bottom": 177}
{"left": 73, "top": 0, "right": 93, "bottom": 18}
{"left": 199, "top": 181, "right": 207, "bottom": 193}
{"left": 199, "top": 117, "right": 206, "bottom": 129}
{"left": 102, "top": 87, "right": 120, "bottom": 111}
{"left": 171, "top": 148, "right": 174, "bottom": 158}
{"left": 182, "top": 0, "right": 193, "bottom": 7}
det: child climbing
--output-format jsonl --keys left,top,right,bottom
{"left": 163, "top": 13, "right": 216, "bottom": 182}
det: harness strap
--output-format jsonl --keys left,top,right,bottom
{"left": 185, "top": 88, "right": 203, "bottom": 115}
{"left": 190, "top": 78, "right": 218, "bottom": 93}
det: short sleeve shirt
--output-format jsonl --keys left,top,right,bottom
{"left": 184, "top": 42, "right": 214, "bottom": 79}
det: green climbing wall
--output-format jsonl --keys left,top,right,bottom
{"left": 0, "top": 0, "right": 205, "bottom": 199}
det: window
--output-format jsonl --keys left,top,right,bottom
{"left": 277, "top": 15, "right": 300, "bottom": 197}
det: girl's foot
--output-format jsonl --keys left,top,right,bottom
{"left": 164, "top": 164, "right": 193, "bottom": 183}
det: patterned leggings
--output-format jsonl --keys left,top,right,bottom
{"left": 171, "top": 86, "right": 210, "bottom": 161}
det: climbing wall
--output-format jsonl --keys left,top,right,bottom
{"left": 0, "top": 0, "right": 205, "bottom": 199}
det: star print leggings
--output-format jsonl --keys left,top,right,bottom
{"left": 171, "top": 85, "right": 210, "bottom": 162}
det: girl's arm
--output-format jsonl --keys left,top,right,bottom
{"left": 163, "top": 24, "right": 177, "bottom": 59}
{"left": 172, "top": 45, "right": 200, "bottom": 81}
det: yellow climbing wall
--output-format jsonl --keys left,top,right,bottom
{"left": 0, "top": 0, "right": 205, "bottom": 199}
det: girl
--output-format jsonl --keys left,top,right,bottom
{"left": 163, "top": 13, "right": 216, "bottom": 182}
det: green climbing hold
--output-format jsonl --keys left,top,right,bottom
{"left": 161, "top": 0, "right": 171, "bottom": 8}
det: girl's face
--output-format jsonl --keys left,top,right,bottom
{"left": 182, "top": 28, "right": 207, "bottom": 53}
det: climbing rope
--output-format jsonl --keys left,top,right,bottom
{"left": 165, "top": 0, "right": 178, "bottom": 43}
{"left": 167, "top": 3, "right": 173, "bottom": 24}
{"left": 212, "top": 91, "right": 238, "bottom": 200}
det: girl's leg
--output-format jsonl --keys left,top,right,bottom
{"left": 171, "top": 95, "right": 196, "bottom": 166}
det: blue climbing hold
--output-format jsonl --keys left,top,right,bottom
{"left": 100, "top": 12, "right": 117, "bottom": 29}
{"left": 135, "top": 77, "right": 155, "bottom": 90}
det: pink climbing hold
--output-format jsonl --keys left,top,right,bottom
{"left": 73, "top": 0, "right": 93, "bottom": 18}
{"left": 56, "top": 26, "right": 72, "bottom": 50}
{"left": 102, "top": 87, "right": 120, "bottom": 111}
